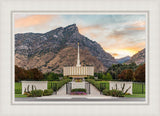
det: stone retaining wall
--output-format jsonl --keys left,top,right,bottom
{"left": 21, "top": 81, "right": 48, "bottom": 94}
{"left": 109, "top": 81, "right": 132, "bottom": 94}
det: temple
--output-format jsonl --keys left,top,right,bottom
{"left": 63, "top": 43, "right": 94, "bottom": 80}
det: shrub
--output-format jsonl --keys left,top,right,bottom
{"left": 75, "top": 79, "right": 83, "bottom": 82}
{"left": 95, "top": 79, "right": 102, "bottom": 81}
{"left": 88, "top": 76, "right": 94, "bottom": 79}
{"left": 23, "top": 92, "right": 30, "bottom": 96}
{"left": 84, "top": 77, "right": 88, "bottom": 79}
{"left": 29, "top": 90, "right": 43, "bottom": 97}
{"left": 86, "top": 79, "right": 100, "bottom": 90}
{"left": 103, "top": 89, "right": 125, "bottom": 97}
{"left": 71, "top": 88, "right": 86, "bottom": 93}
{"left": 48, "top": 79, "right": 71, "bottom": 91}
{"left": 43, "top": 89, "right": 53, "bottom": 96}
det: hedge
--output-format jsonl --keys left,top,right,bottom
{"left": 29, "top": 90, "right": 44, "bottom": 97}
{"left": 103, "top": 89, "right": 125, "bottom": 97}
{"left": 48, "top": 79, "right": 71, "bottom": 91}
{"left": 85, "top": 79, "right": 101, "bottom": 90}
{"left": 43, "top": 89, "right": 53, "bottom": 96}
{"left": 71, "top": 88, "right": 86, "bottom": 93}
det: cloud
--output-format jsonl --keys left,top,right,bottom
{"left": 131, "top": 21, "right": 146, "bottom": 27}
{"left": 104, "top": 41, "right": 145, "bottom": 58}
{"left": 127, "top": 27, "right": 145, "bottom": 31}
{"left": 15, "top": 15, "right": 54, "bottom": 28}
{"left": 111, "top": 53, "right": 119, "bottom": 57}
{"left": 78, "top": 25, "right": 105, "bottom": 34}
{"left": 107, "top": 24, "right": 145, "bottom": 39}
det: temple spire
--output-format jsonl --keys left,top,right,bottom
{"left": 76, "top": 42, "right": 81, "bottom": 67}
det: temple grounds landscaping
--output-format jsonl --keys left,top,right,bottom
{"left": 15, "top": 79, "right": 71, "bottom": 97}
{"left": 15, "top": 79, "right": 145, "bottom": 98}
{"left": 85, "top": 79, "right": 145, "bottom": 98}
{"left": 14, "top": 63, "right": 145, "bottom": 98}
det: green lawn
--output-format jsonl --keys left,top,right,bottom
{"left": 133, "top": 83, "right": 145, "bottom": 94}
{"left": 15, "top": 82, "right": 22, "bottom": 94}
{"left": 125, "top": 94, "right": 145, "bottom": 98}
{"left": 15, "top": 80, "right": 145, "bottom": 98}
{"left": 15, "top": 94, "right": 27, "bottom": 98}
{"left": 94, "top": 80, "right": 145, "bottom": 95}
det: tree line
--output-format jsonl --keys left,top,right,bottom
{"left": 93, "top": 63, "right": 145, "bottom": 82}
{"left": 15, "top": 65, "right": 43, "bottom": 82}
{"left": 15, "top": 63, "right": 145, "bottom": 82}
{"left": 108, "top": 63, "right": 145, "bottom": 82}
{"left": 15, "top": 65, "right": 63, "bottom": 82}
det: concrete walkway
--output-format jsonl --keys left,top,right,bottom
{"left": 56, "top": 83, "right": 67, "bottom": 96}
{"left": 36, "top": 82, "right": 109, "bottom": 100}
{"left": 56, "top": 82, "right": 104, "bottom": 96}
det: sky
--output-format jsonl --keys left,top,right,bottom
{"left": 14, "top": 14, "right": 146, "bottom": 59}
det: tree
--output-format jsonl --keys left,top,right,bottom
{"left": 135, "top": 64, "right": 145, "bottom": 82}
{"left": 107, "top": 63, "right": 138, "bottom": 80}
{"left": 102, "top": 73, "right": 112, "bottom": 80}
{"left": 29, "top": 68, "right": 43, "bottom": 80}
{"left": 106, "top": 73, "right": 112, "bottom": 80}
{"left": 15, "top": 65, "right": 44, "bottom": 81}
{"left": 118, "top": 69, "right": 134, "bottom": 81}
{"left": 15, "top": 65, "right": 26, "bottom": 82}
{"left": 102, "top": 74, "right": 107, "bottom": 80}
{"left": 47, "top": 72, "right": 59, "bottom": 81}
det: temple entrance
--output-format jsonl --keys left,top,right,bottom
{"left": 66, "top": 81, "right": 90, "bottom": 95}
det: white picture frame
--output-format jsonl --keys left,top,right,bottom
{"left": 0, "top": 0, "right": 160, "bottom": 116}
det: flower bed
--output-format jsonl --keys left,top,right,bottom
{"left": 70, "top": 88, "right": 87, "bottom": 95}
{"left": 70, "top": 92, "right": 87, "bottom": 95}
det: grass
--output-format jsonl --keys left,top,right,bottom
{"left": 15, "top": 82, "right": 22, "bottom": 94}
{"left": 87, "top": 79, "right": 145, "bottom": 98}
{"left": 95, "top": 80, "right": 145, "bottom": 95}
{"left": 15, "top": 94, "right": 27, "bottom": 98}
{"left": 133, "top": 82, "right": 145, "bottom": 94}
{"left": 125, "top": 94, "right": 145, "bottom": 98}
{"left": 15, "top": 80, "right": 145, "bottom": 98}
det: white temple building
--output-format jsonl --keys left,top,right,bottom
{"left": 63, "top": 43, "right": 94, "bottom": 80}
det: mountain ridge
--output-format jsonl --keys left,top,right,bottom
{"left": 116, "top": 56, "right": 131, "bottom": 63}
{"left": 15, "top": 24, "right": 117, "bottom": 73}
{"left": 126, "top": 48, "right": 145, "bottom": 65}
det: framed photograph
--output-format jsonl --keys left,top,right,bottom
{"left": 0, "top": 0, "right": 160, "bottom": 116}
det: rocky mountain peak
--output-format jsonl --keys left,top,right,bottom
{"left": 126, "top": 48, "right": 145, "bottom": 65}
{"left": 64, "top": 24, "right": 78, "bottom": 33}
{"left": 15, "top": 24, "right": 117, "bottom": 73}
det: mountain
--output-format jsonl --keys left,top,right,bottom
{"left": 116, "top": 56, "right": 130, "bottom": 63}
{"left": 15, "top": 24, "right": 117, "bottom": 73}
{"left": 126, "top": 48, "right": 145, "bottom": 65}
